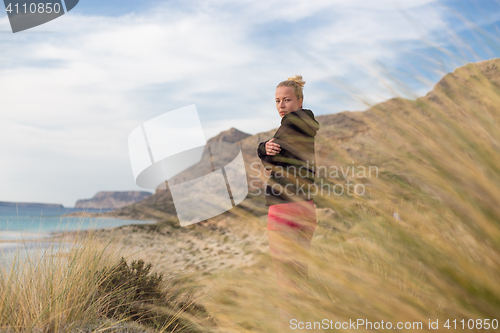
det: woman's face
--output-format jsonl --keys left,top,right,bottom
{"left": 275, "top": 86, "right": 303, "bottom": 118}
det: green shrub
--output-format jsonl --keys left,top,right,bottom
{"left": 97, "top": 258, "right": 215, "bottom": 332}
{"left": 98, "top": 258, "right": 163, "bottom": 320}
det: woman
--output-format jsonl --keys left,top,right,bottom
{"left": 257, "top": 75, "right": 320, "bottom": 320}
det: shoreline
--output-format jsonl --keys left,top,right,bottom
{"left": 0, "top": 219, "right": 160, "bottom": 257}
{"left": 0, "top": 214, "right": 161, "bottom": 253}
{"left": 61, "top": 211, "right": 165, "bottom": 222}
{"left": 61, "top": 211, "right": 135, "bottom": 218}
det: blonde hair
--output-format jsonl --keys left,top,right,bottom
{"left": 277, "top": 75, "right": 306, "bottom": 101}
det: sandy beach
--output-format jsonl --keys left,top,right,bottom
{"left": 53, "top": 206, "right": 335, "bottom": 279}
{"left": 54, "top": 210, "right": 272, "bottom": 280}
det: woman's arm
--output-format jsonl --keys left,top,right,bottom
{"left": 271, "top": 112, "right": 318, "bottom": 175}
{"left": 257, "top": 110, "right": 318, "bottom": 171}
{"left": 257, "top": 139, "right": 280, "bottom": 170}
{"left": 257, "top": 119, "right": 304, "bottom": 169}
{"left": 257, "top": 140, "right": 269, "bottom": 160}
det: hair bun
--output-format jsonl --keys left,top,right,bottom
{"left": 287, "top": 75, "right": 306, "bottom": 88}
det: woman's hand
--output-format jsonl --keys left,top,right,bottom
{"left": 265, "top": 138, "right": 281, "bottom": 155}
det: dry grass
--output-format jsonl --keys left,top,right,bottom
{"left": 199, "top": 59, "right": 500, "bottom": 332}
{"left": 0, "top": 228, "right": 213, "bottom": 333}
{"left": 0, "top": 232, "right": 119, "bottom": 332}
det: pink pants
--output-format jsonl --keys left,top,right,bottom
{"left": 267, "top": 200, "right": 316, "bottom": 232}
{"left": 267, "top": 200, "right": 316, "bottom": 312}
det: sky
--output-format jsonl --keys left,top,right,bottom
{"left": 1, "top": 0, "right": 499, "bottom": 207}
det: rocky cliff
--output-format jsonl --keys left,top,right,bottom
{"left": 75, "top": 191, "right": 153, "bottom": 209}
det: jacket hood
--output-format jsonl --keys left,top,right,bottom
{"left": 281, "top": 108, "right": 320, "bottom": 136}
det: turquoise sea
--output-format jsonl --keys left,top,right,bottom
{"left": 0, "top": 205, "right": 155, "bottom": 254}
